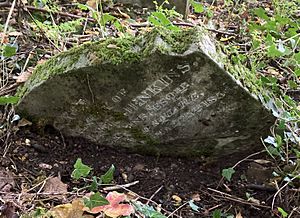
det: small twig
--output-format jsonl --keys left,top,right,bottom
{"left": 146, "top": 185, "right": 163, "bottom": 205}
{"left": 208, "top": 187, "right": 270, "bottom": 209}
{"left": 288, "top": 207, "right": 300, "bottom": 218}
{"left": 103, "top": 180, "right": 139, "bottom": 191}
{"left": 217, "top": 150, "right": 266, "bottom": 188}
{"left": 167, "top": 200, "right": 190, "bottom": 218}
{"left": 207, "top": 203, "right": 222, "bottom": 212}
{"left": 86, "top": 74, "right": 95, "bottom": 104}
{"left": 0, "top": 83, "right": 19, "bottom": 96}
{"left": 271, "top": 173, "right": 300, "bottom": 210}
{"left": 205, "top": 28, "right": 237, "bottom": 36}
{"left": 246, "top": 184, "right": 277, "bottom": 192}
{"left": 21, "top": 47, "right": 36, "bottom": 73}
{"left": 1, "top": 0, "right": 16, "bottom": 46}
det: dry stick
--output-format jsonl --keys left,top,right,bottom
{"left": 207, "top": 203, "right": 222, "bottom": 212}
{"left": 1, "top": 0, "right": 16, "bottom": 46}
{"left": 167, "top": 201, "right": 190, "bottom": 218}
{"left": 146, "top": 185, "right": 163, "bottom": 205}
{"left": 206, "top": 27, "right": 237, "bottom": 36}
{"left": 288, "top": 207, "right": 300, "bottom": 218}
{"left": 103, "top": 180, "right": 139, "bottom": 191}
{"left": 271, "top": 173, "right": 300, "bottom": 210}
{"left": 207, "top": 187, "right": 271, "bottom": 209}
{"left": 21, "top": 47, "right": 36, "bottom": 73}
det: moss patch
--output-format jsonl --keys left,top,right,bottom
{"left": 16, "top": 27, "right": 205, "bottom": 99}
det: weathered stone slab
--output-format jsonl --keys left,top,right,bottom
{"left": 116, "top": 0, "right": 189, "bottom": 17}
{"left": 16, "top": 27, "right": 274, "bottom": 158}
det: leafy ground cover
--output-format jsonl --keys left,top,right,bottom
{"left": 0, "top": 0, "right": 299, "bottom": 217}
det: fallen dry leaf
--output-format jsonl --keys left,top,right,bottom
{"left": 236, "top": 211, "right": 243, "bottom": 218}
{"left": 0, "top": 169, "right": 15, "bottom": 193}
{"left": 14, "top": 68, "right": 33, "bottom": 83}
{"left": 0, "top": 33, "right": 9, "bottom": 44}
{"left": 43, "top": 177, "right": 67, "bottom": 200}
{"left": 107, "top": 44, "right": 119, "bottom": 49}
{"left": 17, "top": 118, "right": 32, "bottom": 127}
{"left": 172, "top": 195, "right": 182, "bottom": 206}
{"left": 191, "top": 193, "right": 201, "bottom": 202}
{"left": 0, "top": 202, "right": 17, "bottom": 218}
{"left": 50, "top": 199, "right": 93, "bottom": 218}
{"left": 86, "top": 0, "right": 98, "bottom": 9}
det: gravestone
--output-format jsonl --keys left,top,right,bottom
{"left": 16, "top": 27, "right": 274, "bottom": 158}
{"left": 115, "top": 0, "right": 189, "bottom": 17}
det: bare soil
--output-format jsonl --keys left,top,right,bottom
{"left": 1, "top": 125, "right": 282, "bottom": 217}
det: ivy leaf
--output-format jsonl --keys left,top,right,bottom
{"left": 264, "top": 136, "right": 277, "bottom": 147}
{"left": 254, "top": 8, "right": 269, "bottom": 21}
{"left": 151, "top": 12, "right": 172, "bottom": 26}
{"left": 294, "top": 68, "right": 300, "bottom": 77}
{"left": 0, "top": 96, "right": 20, "bottom": 105}
{"left": 76, "top": 3, "right": 89, "bottom": 10}
{"left": 133, "top": 201, "right": 167, "bottom": 218}
{"left": 84, "top": 192, "right": 109, "bottom": 210}
{"left": 267, "top": 44, "right": 283, "bottom": 58}
{"left": 190, "top": 0, "right": 204, "bottom": 13}
{"left": 277, "top": 207, "right": 288, "bottom": 218}
{"left": 2, "top": 44, "right": 17, "bottom": 57}
{"left": 222, "top": 168, "right": 235, "bottom": 182}
{"left": 212, "top": 209, "right": 221, "bottom": 218}
{"left": 287, "top": 80, "right": 298, "bottom": 89}
{"left": 188, "top": 200, "right": 199, "bottom": 212}
{"left": 294, "top": 52, "right": 300, "bottom": 64}
{"left": 100, "top": 164, "right": 115, "bottom": 184}
{"left": 89, "top": 176, "right": 99, "bottom": 191}
{"left": 101, "top": 13, "right": 116, "bottom": 26}
{"left": 71, "top": 158, "right": 92, "bottom": 180}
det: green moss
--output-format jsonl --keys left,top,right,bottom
{"left": 78, "top": 103, "right": 128, "bottom": 122}
{"left": 17, "top": 27, "right": 203, "bottom": 99}
{"left": 129, "top": 127, "right": 159, "bottom": 146}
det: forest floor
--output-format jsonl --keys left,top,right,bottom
{"left": 0, "top": 0, "right": 299, "bottom": 217}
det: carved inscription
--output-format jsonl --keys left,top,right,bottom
{"left": 124, "top": 75, "right": 173, "bottom": 114}
{"left": 108, "top": 62, "right": 225, "bottom": 137}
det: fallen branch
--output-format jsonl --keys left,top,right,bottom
{"left": 0, "top": 2, "right": 95, "bottom": 22}
{"left": 207, "top": 187, "right": 271, "bottom": 209}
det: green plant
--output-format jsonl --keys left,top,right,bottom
{"left": 278, "top": 207, "right": 288, "bottom": 218}
{"left": 71, "top": 158, "right": 93, "bottom": 180}
{"left": 221, "top": 1, "right": 300, "bottom": 214}
{"left": 221, "top": 167, "right": 235, "bottom": 182}
{"left": 189, "top": 0, "right": 204, "bottom": 13}
{"left": 133, "top": 201, "right": 167, "bottom": 218}
{"left": 148, "top": 1, "right": 181, "bottom": 31}
{"left": 30, "top": 18, "right": 83, "bottom": 47}
{"left": 0, "top": 96, "right": 20, "bottom": 105}
{"left": 71, "top": 158, "right": 115, "bottom": 185}
{"left": 77, "top": 2, "right": 123, "bottom": 36}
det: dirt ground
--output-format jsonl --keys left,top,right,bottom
{"left": 0, "top": 124, "right": 289, "bottom": 217}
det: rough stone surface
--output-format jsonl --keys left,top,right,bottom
{"left": 116, "top": 0, "right": 189, "bottom": 17}
{"left": 16, "top": 27, "right": 274, "bottom": 158}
